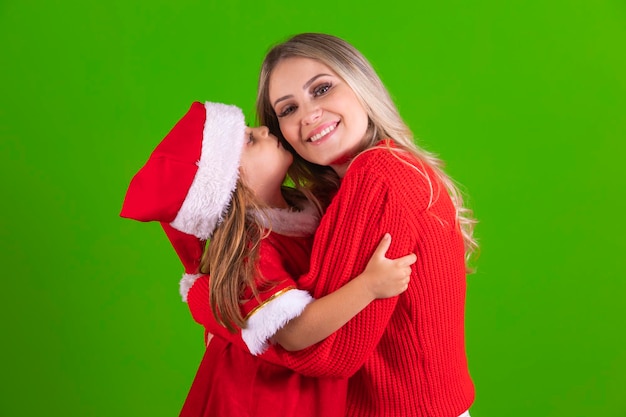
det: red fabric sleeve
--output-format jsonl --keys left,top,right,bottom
{"left": 186, "top": 275, "right": 250, "bottom": 350}
{"left": 185, "top": 233, "right": 313, "bottom": 364}
{"left": 186, "top": 277, "right": 297, "bottom": 365}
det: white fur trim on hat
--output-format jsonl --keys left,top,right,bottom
{"left": 241, "top": 288, "right": 314, "bottom": 355}
{"left": 171, "top": 102, "right": 246, "bottom": 240}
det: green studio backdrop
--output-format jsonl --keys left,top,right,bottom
{"left": 1, "top": 0, "right": 625, "bottom": 416}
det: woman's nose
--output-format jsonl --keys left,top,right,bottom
{"left": 301, "top": 104, "right": 322, "bottom": 125}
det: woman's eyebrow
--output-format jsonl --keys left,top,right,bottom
{"left": 303, "top": 73, "right": 331, "bottom": 90}
{"left": 273, "top": 73, "right": 332, "bottom": 107}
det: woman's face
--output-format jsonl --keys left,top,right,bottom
{"left": 240, "top": 126, "right": 292, "bottom": 205}
{"left": 268, "top": 57, "right": 369, "bottom": 176}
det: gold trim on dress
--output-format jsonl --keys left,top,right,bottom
{"left": 244, "top": 286, "right": 296, "bottom": 321}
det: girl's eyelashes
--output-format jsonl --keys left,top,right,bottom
{"left": 247, "top": 132, "right": 255, "bottom": 144}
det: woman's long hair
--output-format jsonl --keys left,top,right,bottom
{"left": 256, "top": 32, "right": 479, "bottom": 271}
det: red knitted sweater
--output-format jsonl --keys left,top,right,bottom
{"left": 273, "top": 144, "right": 474, "bottom": 417}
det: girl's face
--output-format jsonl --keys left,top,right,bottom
{"left": 240, "top": 126, "right": 293, "bottom": 206}
{"left": 268, "top": 57, "right": 369, "bottom": 177}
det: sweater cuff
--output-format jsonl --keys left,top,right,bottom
{"left": 242, "top": 288, "right": 313, "bottom": 355}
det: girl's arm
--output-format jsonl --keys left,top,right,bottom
{"left": 272, "top": 233, "right": 416, "bottom": 351}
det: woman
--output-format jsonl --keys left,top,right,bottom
{"left": 253, "top": 33, "right": 478, "bottom": 417}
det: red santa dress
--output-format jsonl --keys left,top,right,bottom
{"left": 179, "top": 201, "right": 347, "bottom": 417}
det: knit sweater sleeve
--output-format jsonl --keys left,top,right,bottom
{"left": 272, "top": 149, "right": 418, "bottom": 378}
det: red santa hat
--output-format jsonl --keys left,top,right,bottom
{"left": 120, "top": 101, "right": 246, "bottom": 301}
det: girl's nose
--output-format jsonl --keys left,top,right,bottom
{"left": 257, "top": 126, "right": 270, "bottom": 137}
{"left": 246, "top": 126, "right": 271, "bottom": 141}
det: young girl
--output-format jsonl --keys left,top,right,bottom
{"left": 120, "top": 101, "right": 416, "bottom": 417}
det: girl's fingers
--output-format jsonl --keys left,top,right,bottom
{"left": 372, "top": 233, "right": 392, "bottom": 258}
{"left": 396, "top": 253, "right": 417, "bottom": 266}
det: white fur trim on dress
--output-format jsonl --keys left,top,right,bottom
{"left": 249, "top": 199, "right": 320, "bottom": 237}
{"left": 171, "top": 102, "right": 246, "bottom": 240}
{"left": 241, "top": 288, "right": 314, "bottom": 355}
{"left": 179, "top": 273, "right": 203, "bottom": 302}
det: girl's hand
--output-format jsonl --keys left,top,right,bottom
{"left": 360, "top": 233, "right": 416, "bottom": 299}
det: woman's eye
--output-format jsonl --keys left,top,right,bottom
{"left": 248, "top": 133, "right": 255, "bottom": 143}
{"left": 277, "top": 105, "right": 296, "bottom": 118}
{"left": 313, "top": 83, "right": 331, "bottom": 97}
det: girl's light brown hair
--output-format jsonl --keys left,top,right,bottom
{"left": 200, "top": 179, "right": 311, "bottom": 332}
{"left": 199, "top": 180, "right": 265, "bottom": 332}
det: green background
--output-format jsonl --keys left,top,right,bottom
{"left": 1, "top": 0, "right": 624, "bottom": 416}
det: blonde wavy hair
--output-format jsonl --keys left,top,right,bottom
{"left": 256, "top": 32, "right": 479, "bottom": 271}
